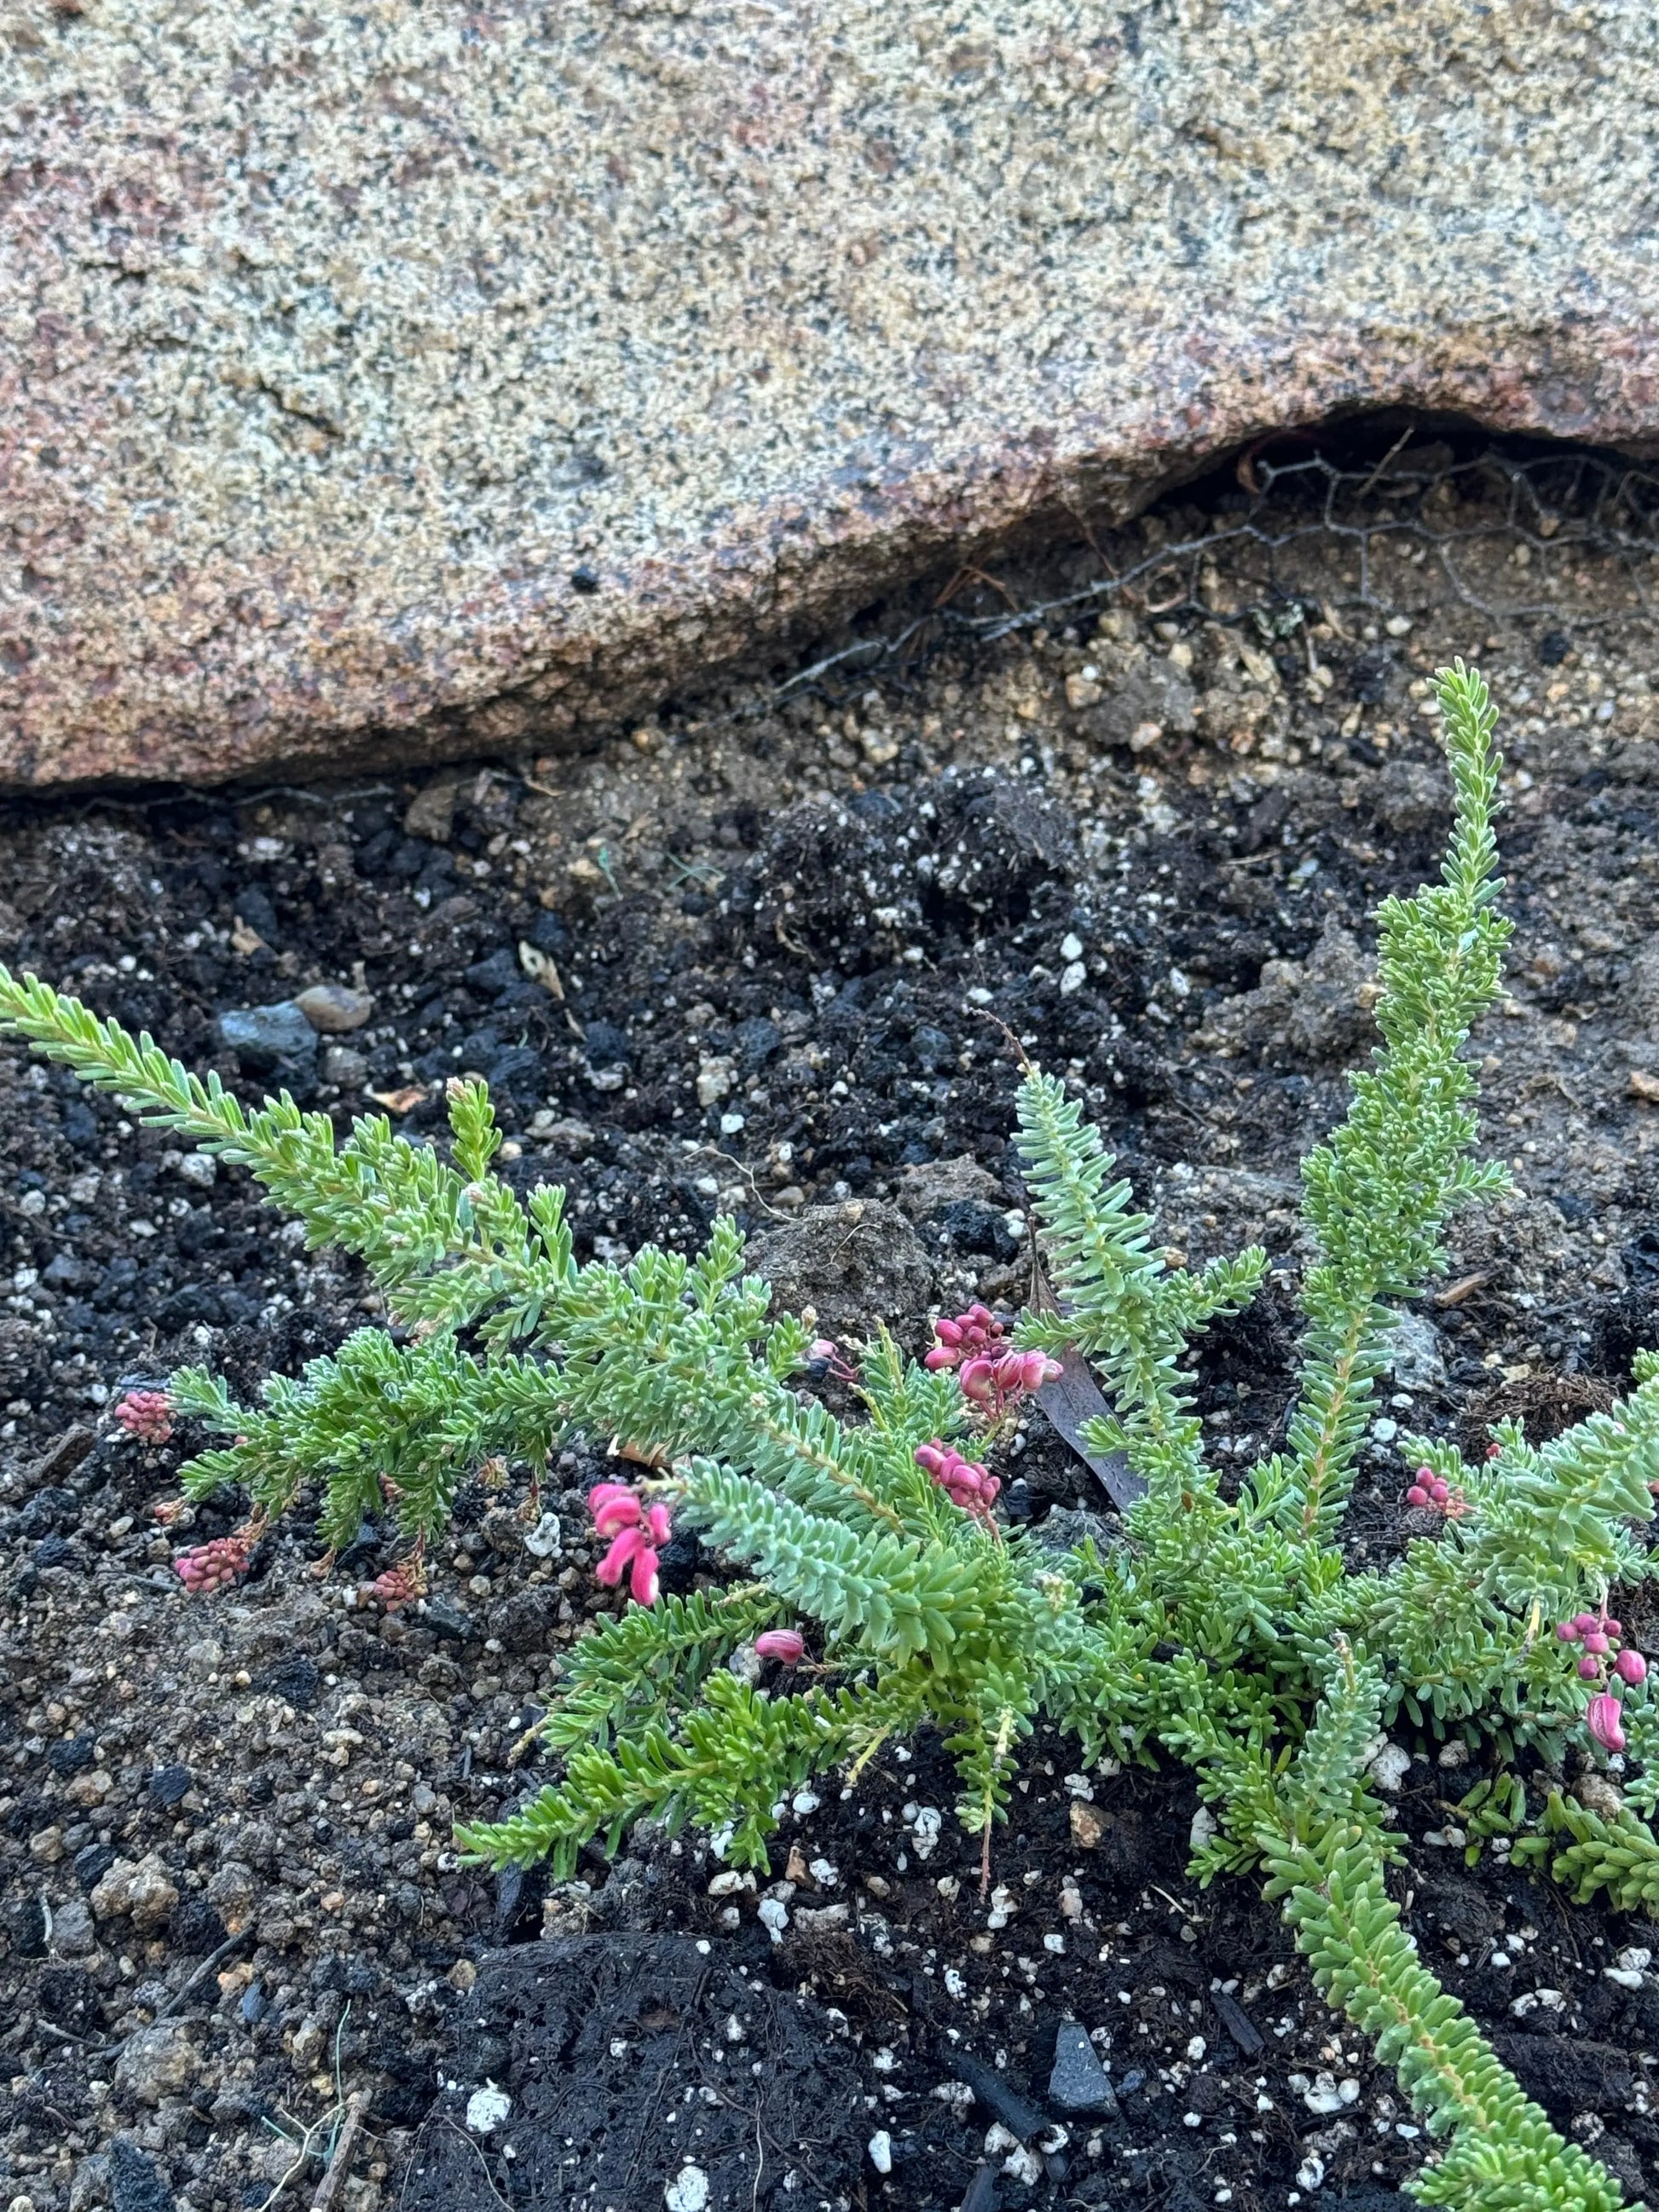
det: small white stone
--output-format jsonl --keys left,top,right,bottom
{"left": 1187, "top": 2036, "right": 1206, "bottom": 2061}
{"left": 791, "top": 1789, "right": 821, "bottom": 1816}
{"left": 757, "top": 1897, "right": 789, "bottom": 1942}
{"left": 911, "top": 1807, "right": 943, "bottom": 1861}
{"left": 523, "top": 1512, "right": 563, "bottom": 1559}
{"left": 465, "top": 2083, "right": 512, "bottom": 2134}
{"left": 665, "top": 2164, "right": 711, "bottom": 2212}
{"left": 707, "top": 1870, "right": 754, "bottom": 1897}
{"left": 1043, "top": 1933, "right": 1066, "bottom": 1954}
{"left": 809, "top": 1857, "right": 840, "bottom": 1886}
{"left": 1297, "top": 2151, "right": 1327, "bottom": 2190}
{"left": 1300, "top": 2071, "right": 1355, "bottom": 2115}
{"left": 1002, "top": 2146, "right": 1043, "bottom": 2185}
{"left": 1367, "top": 1742, "right": 1412, "bottom": 1795}
{"left": 984, "top": 2123, "right": 1021, "bottom": 2157}
{"left": 943, "top": 1968, "right": 966, "bottom": 1999}
{"left": 867, "top": 2131, "right": 893, "bottom": 2175}
{"left": 1189, "top": 1805, "right": 1219, "bottom": 1853}
{"left": 1060, "top": 933, "right": 1084, "bottom": 962}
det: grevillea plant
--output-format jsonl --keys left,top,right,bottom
{"left": 4, "top": 665, "right": 1659, "bottom": 2209}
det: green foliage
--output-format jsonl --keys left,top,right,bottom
{"left": 2, "top": 661, "right": 1655, "bottom": 2209}
{"left": 1269, "top": 1821, "right": 1627, "bottom": 2212}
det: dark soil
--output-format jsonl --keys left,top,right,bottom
{"left": 8, "top": 427, "right": 1659, "bottom": 2211}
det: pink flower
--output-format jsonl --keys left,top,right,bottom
{"left": 1579, "top": 1654, "right": 1603, "bottom": 1682}
{"left": 959, "top": 1354, "right": 998, "bottom": 1405}
{"left": 1587, "top": 1692, "right": 1627, "bottom": 1754}
{"left": 916, "top": 1440, "right": 1001, "bottom": 1523}
{"left": 1616, "top": 1649, "right": 1648, "bottom": 1686}
{"left": 937, "top": 1316, "right": 1061, "bottom": 1422}
{"left": 114, "top": 1389, "right": 173, "bottom": 1446}
{"left": 173, "top": 1532, "right": 254, "bottom": 1596}
{"left": 591, "top": 1487, "right": 673, "bottom": 1607}
{"left": 755, "top": 1629, "right": 806, "bottom": 1665}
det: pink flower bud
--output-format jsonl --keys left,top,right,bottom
{"left": 1584, "top": 1632, "right": 1611, "bottom": 1656}
{"left": 1604, "top": 1617, "right": 1624, "bottom": 1639}
{"left": 924, "top": 1347, "right": 959, "bottom": 1371}
{"left": 1558, "top": 1620, "right": 1580, "bottom": 1643}
{"left": 1616, "top": 1649, "right": 1648, "bottom": 1686}
{"left": 1405, "top": 1486, "right": 1429, "bottom": 1509}
{"left": 959, "top": 1356, "right": 997, "bottom": 1405}
{"left": 1574, "top": 1612, "right": 1600, "bottom": 1635}
{"left": 115, "top": 1389, "right": 174, "bottom": 1446}
{"left": 915, "top": 1442, "right": 948, "bottom": 1477}
{"left": 755, "top": 1629, "right": 806, "bottom": 1665}
{"left": 934, "top": 1319, "right": 963, "bottom": 1348}
{"left": 1587, "top": 1692, "right": 1627, "bottom": 1753}
{"left": 1428, "top": 1478, "right": 1450, "bottom": 1505}
{"left": 1580, "top": 1654, "right": 1603, "bottom": 1681}
{"left": 629, "top": 1546, "right": 661, "bottom": 1607}
{"left": 588, "top": 1481, "right": 642, "bottom": 1537}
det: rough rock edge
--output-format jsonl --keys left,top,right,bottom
{"left": 9, "top": 325, "right": 1659, "bottom": 793}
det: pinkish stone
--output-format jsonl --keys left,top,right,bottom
{"left": 4, "top": 3, "right": 1659, "bottom": 787}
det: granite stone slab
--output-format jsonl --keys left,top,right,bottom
{"left": 4, "top": 1, "right": 1658, "bottom": 786}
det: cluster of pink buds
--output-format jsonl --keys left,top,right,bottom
{"left": 1558, "top": 1610, "right": 1648, "bottom": 1753}
{"left": 173, "top": 1530, "right": 255, "bottom": 1595}
{"left": 114, "top": 1389, "right": 173, "bottom": 1446}
{"left": 916, "top": 1441, "right": 1002, "bottom": 1522}
{"left": 755, "top": 1628, "right": 806, "bottom": 1666}
{"left": 1403, "top": 1465, "right": 1468, "bottom": 1519}
{"left": 589, "top": 1482, "right": 673, "bottom": 1607}
{"left": 925, "top": 1304, "right": 1007, "bottom": 1372}
{"left": 1558, "top": 1610, "right": 1646, "bottom": 1685}
{"left": 926, "top": 1307, "right": 1061, "bottom": 1422}
{"left": 362, "top": 1559, "right": 427, "bottom": 1610}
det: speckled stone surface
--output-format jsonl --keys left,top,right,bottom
{"left": 5, "top": 1, "right": 1659, "bottom": 787}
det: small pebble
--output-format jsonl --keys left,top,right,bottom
{"left": 294, "top": 982, "right": 375, "bottom": 1033}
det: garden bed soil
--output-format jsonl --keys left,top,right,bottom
{"left": 7, "top": 429, "right": 1659, "bottom": 2209}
